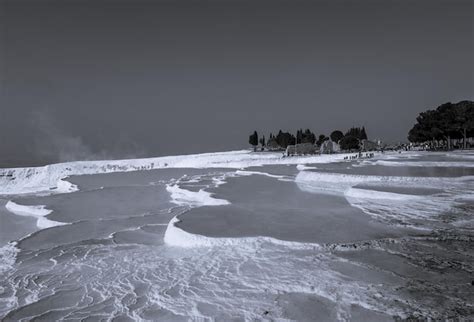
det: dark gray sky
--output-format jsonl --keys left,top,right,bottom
{"left": 1, "top": 0, "right": 472, "bottom": 167}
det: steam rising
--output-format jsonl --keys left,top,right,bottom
{"left": 30, "top": 110, "right": 146, "bottom": 163}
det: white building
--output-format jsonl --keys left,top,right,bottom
{"left": 320, "top": 140, "right": 340, "bottom": 154}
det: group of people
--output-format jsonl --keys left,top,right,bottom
{"left": 344, "top": 152, "right": 375, "bottom": 160}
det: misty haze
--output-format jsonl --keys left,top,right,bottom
{"left": 0, "top": 0, "right": 473, "bottom": 321}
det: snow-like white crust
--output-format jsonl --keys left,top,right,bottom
{"left": 5, "top": 201, "right": 66, "bottom": 229}
{"left": 0, "top": 150, "right": 354, "bottom": 195}
{"left": 166, "top": 183, "right": 230, "bottom": 207}
{"left": 164, "top": 215, "right": 322, "bottom": 249}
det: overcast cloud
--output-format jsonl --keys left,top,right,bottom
{"left": 0, "top": 0, "right": 472, "bottom": 167}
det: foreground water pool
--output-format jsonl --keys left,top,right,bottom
{"left": 0, "top": 151, "right": 473, "bottom": 321}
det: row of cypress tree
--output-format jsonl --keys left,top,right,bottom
{"left": 249, "top": 127, "right": 368, "bottom": 150}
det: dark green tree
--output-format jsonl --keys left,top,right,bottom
{"left": 361, "top": 127, "right": 368, "bottom": 140}
{"left": 296, "top": 129, "right": 303, "bottom": 144}
{"left": 249, "top": 131, "right": 258, "bottom": 151}
{"left": 302, "top": 129, "right": 316, "bottom": 144}
{"left": 340, "top": 135, "right": 360, "bottom": 150}
{"left": 316, "top": 134, "right": 328, "bottom": 146}
{"left": 330, "top": 130, "right": 344, "bottom": 143}
{"left": 345, "top": 127, "right": 366, "bottom": 140}
{"left": 408, "top": 109, "right": 444, "bottom": 144}
{"left": 408, "top": 101, "right": 473, "bottom": 149}
{"left": 345, "top": 127, "right": 357, "bottom": 138}
{"left": 276, "top": 130, "right": 296, "bottom": 148}
{"left": 454, "top": 101, "right": 474, "bottom": 149}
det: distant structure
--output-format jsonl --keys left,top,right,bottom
{"left": 320, "top": 140, "right": 341, "bottom": 154}
{"left": 249, "top": 126, "right": 385, "bottom": 154}
{"left": 360, "top": 139, "right": 378, "bottom": 151}
{"left": 286, "top": 143, "right": 317, "bottom": 155}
